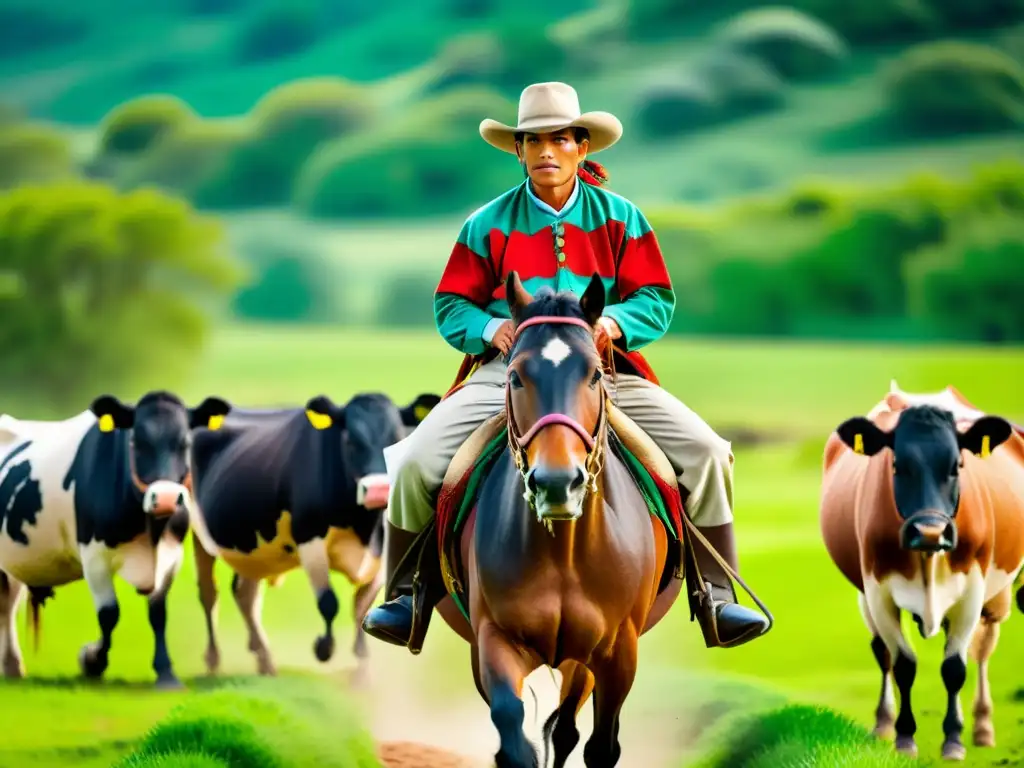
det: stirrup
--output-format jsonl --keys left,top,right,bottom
{"left": 680, "top": 516, "right": 774, "bottom": 646}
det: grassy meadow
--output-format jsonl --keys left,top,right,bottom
{"left": 2, "top": 323, "right": 1024, "bottom": 767}
{"left": 2, "top": 0, "right": 1023, "bottom": 763}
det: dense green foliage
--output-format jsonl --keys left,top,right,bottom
{"left": 652, "top": 161, "right": 1024, "bottom": 342}
{"left": 341, "top": 161, "right": 1024, "bottom": 343}
{"left": 97, "top": 95, "right": 198, "bottom": 156}
{"left": 231, "top": 236, "right": 343, "bottom": 323}
{"left": 0, "top": 181, "right": 242, "bottom": 414}
{"left": 0, "top": 122, "right": 75, "bottom": 188}
{"left": 5, "top": 0, "right": 1019, "bottom": 215}
{"left": 884, "top": 40, "right": 1024, "bottom": 132}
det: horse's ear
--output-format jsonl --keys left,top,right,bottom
{"left": 506, "top": 271, "right": 533, "bottom": 323}
{"left": 579, "top": 272, "right": 606, "bottom": 327}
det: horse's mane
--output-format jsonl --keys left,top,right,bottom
{"left": 511, "top": 287, "right": 598, "bottom": 362}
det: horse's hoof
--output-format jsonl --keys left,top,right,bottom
{"left": 942, "top": 739, "right": 966, "bottom": 761}
{"left": 314, "top": 635, "right": 335, "bottom": 663}
{"left": 256, "top": 657, "right": 277, "bottom": 676}
{"left": 895, "top": 735, "right": 917, "bottom": 757}
{"left": 78, "top": 645, "right": 107, "bottom": 679}
{"left": 2, "top": 657, "right": 25, "bottom": 679}
{"left": 155, "top": 674, "right": 185, "bottom": 691}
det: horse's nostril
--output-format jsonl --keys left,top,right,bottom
{"left": 526, "top": 469, "right": 538, "bottom": 493}
{"left": 176, "top": 492, "right": 185, "bottom": 507}
{"left": 571, "top": 466, "right": 585, "bottom": 490}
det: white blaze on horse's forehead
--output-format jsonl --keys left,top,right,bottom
{"left": 540, "top": 337, "right": 574, "bottom": 367}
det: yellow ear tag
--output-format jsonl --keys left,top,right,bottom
{"left": 853, "top": 433, "right": 864, "bottom": 455}
{"left": 306, "top": 409, "right": 332, "bottom": 430}
{"left": 414, "top": 404, "right": 431, "bottom": 422}
{"left": 98, "top": 414, "right": 115, "bottom": 433}
{"left": 207, "top": 414, "right": 224, "bottom": 431}
{"left": 981, "top": 435, "right": 991, "bottom": 458}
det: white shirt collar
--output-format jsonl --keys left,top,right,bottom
{"left": 526, "top": 176, "right": 579, "bottom": 218}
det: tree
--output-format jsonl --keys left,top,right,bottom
{"left": 0, "top": 181, "right": 243, "bottom": 416}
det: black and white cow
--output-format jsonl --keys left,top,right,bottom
{"left": 0, "top": 391, "right": 231, "bottom": 687}
{"left": 188, "top": 391, "right": 438, "bottom": 681}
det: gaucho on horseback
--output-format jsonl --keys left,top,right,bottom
{"left": 363, "top": 81, "right": 770, "bottom": 654}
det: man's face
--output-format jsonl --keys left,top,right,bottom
{"left": 516, "top": 129, "right": 588, "bottom": 189}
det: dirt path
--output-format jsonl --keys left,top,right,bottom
{"left": 356, "top": 641, "right": 712, "bottom": 768}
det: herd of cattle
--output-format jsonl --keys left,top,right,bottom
{"left": 0, "top": 388, "right": 439, "bottom": 688}
{"left": 2, "top": 378, "right": 1024, "bottom": 761}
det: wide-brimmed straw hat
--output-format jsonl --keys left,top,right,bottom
{"left": 479, "top": 81, "right": 623, "bottom": 155}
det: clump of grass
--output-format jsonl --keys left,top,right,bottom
{"left": 694, "top": 704, "right": 914, "bottom": 768}
{"left": 119, "top": 753, "right": 228, "bottom": 768}
{"left": 115, "top": 676, "right": 380, "bottom": 768}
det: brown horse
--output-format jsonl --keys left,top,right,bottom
{"left": 429, "top": 272, "right": 708, "bottom": 768}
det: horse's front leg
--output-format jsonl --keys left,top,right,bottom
{"left": 477, "top": 619, "right": 540, "bottom": 768}
{"left": 584, "top": 623, "right": 639, "bottom": 768}
{"left": 543, "top": 660, "right": 595, "bottom": 768}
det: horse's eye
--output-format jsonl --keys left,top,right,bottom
{"left": 590, "top": 368, "right": 603, "bottom": 387}
{"left": 509, "top": 370, "right": 524, "bottom": 389}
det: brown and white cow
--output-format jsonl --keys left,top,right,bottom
{"left": 820, "top": 382, "right": 1024, "bottom": 761}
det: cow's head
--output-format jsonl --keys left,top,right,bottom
{"left": 90, "top": 391, "right": 232, "bottom": 517}
{"left": 303, "top": 392, "right": 440, "bottom": 511}
{"left": 836, "top": 405, "right": 1014, "bottom": 554}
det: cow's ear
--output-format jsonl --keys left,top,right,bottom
{"left": 836, "top": 417, "right": 892, "bottom": 456}
{"left": 189, "top": 396, "right": 232, "bottom": 431}
{"left": 305, "top": 395, "right": 344, "bottom": 430}
{"left": 400, "top": 393, "right": 441, "bottom": 427}
{"left": 90, "top": 395, "right": 134, "bottom": 432}
{"left": 959, "top": 416, "right": 1013, "bottom": 458}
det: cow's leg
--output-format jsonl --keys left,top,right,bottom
{"left": 232, "top": 574, "right": 276, "bottom": 676}
{"left": 865, "top": 578, "right": 917, "bottom": 757}
{"left": 349, "top": 565, "right": 385, "bottom": 687}
{"left": 193, "top": 535, "right": 221, "bottom": 675}
{"left": 0, "top": 572, "right": 25, "bottom": 678}
{"left": 858, "top": 592, "right": 895, "bottom": 739}
{"left": 298, "top": 539, "right": 338, "bottom": 663}
{"left": 969, "top": 585, "right": 1010, "bottom": 749}
{"left": 148, "top": 514, "right": 188, "bottom": 689}
{"left": 938, "top": 576, "right": 986, "bottom": 761}
{"left": 80, "top": 543, "right": 120, "bottom": 678}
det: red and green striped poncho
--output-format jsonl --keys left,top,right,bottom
{"left": 433, "top": 177, "right": 675, "bottom": 389}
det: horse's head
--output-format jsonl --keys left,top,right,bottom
{"left": 504, "top": 270, "right": 609, "bottom": 523}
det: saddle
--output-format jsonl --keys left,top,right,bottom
{"left": 387, "top": 402, "right": 688, "bottom": 654}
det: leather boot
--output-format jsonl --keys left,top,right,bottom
{"left": 691, "top": 521, "right": 769, "bottom": 648}
{"left": 361, "top": 522, "right": 418, "bottom": 647}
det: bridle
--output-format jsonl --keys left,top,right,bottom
{"left": 504, "top": 315, "right": 609, "bottom": 500}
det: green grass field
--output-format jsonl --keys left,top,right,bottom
{"left": 3, "top": 325, "right": 1024, "bottom": 767}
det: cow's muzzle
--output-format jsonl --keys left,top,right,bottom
{"left": 356, "top": 473, "right": 389, "bottom": 510}
{"left": 900, "top": 512, "right": 957, "bottom": 554}
{"left": 143, "top": 480, "right": 190, "bottom": 518}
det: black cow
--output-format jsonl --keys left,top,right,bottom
{"left": 0, "top": 391, "right": 231, "bottom": 687}
{"left": 188, "top": 390, "right": 439, "bottom": 680}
